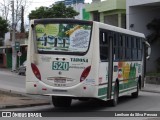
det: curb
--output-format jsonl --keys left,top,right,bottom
{"left": 141, "top": 89, "right": 160, "bottom": 94}
{"left": 0, "top": 88, "right": 51, "bottom": 109}
{"left": 0, "top": 87, "right": 49, "bottom": 100}
{"left": 0, "top": 89, "right": 25, "bottom": 97}
{"left": 0, "top": 102, "right": 50, "bottom": 109}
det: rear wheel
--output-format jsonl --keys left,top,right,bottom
{"left": 131, "top": 82, "right": 139, "bottom": 98}
{"left": 52, "top": 96, "right": 72, "bottom": 108}
{"left": 110, "top": 83, "right": 119, "bottom": 106}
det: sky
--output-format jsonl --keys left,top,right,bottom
{"left": 0, "top": 0, "right": 92, "bottom": 30}
{"left": 27, "top": 0, "right": 92, "bottom": 13}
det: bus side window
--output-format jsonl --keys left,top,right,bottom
{"left": 118, "top": 34, "right": 125, "bottom": 60}
{"left": 132, "top": 37, "right": 138, "bottom": 60}
{"left": 99, "top": 30, "right": 109, "bottom": 61}
{"left": 138, "top": 38, "right": 142, "bottom": 60}
{"left": 113, "top": 33, "right": 119, "bottom": 61}
{"left": 126, "top": 36, "right": 132, "bottom": 60}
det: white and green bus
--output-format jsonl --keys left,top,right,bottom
{"left": 26, "top": 18, "right": 151, "bottom": 107}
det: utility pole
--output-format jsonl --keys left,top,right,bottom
{"left": 11, "top": 0, "right": 17, "bottom": 72}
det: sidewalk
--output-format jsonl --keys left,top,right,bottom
{"left": 0, "top": 90, "right": 50, "bottom": 109}
{"left": 0, "top": 68, "right": 51, "bottom": 109}
{"left": 142, "top": 83, "right": 160, "bottom": 93}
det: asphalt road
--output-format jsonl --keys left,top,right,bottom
{"left": 1, "top": 92, "right": 160, "bottom": 120}
{"left": 0, "top": 70, "right": 160, "bottom": 120}
{"left": 0, "top": 70, "right": 25, "bottom": 93}
{"left": 2, "top": 91, "right": 160, "bottom": 111}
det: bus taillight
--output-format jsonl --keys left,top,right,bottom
{"left": 80, "top": 66, "right": 91, "bottom": 82}
{"left": 31, "top": 63, "right": 41, "bottom": 80}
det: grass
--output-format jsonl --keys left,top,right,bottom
{"left": 146, "top": 72, "right": 160, "bottom": 77}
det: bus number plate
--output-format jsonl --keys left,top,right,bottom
{"left": 52, "top": 61, "right": 69, "bottom": 71}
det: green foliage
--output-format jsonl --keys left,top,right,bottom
{"left": 146, "top": 72, "right": 160, "bottom": 77}
{"left": 156, "top": 57, "right": 160, "bottom": 72}
{"left": 147, "top": 19, "right": 160, "bottom": 72}
{"left": 28, "top": 3, "right": 79, "bottom": 20}
{"left": 146, "top": 18, "right": 160, "bottom": 43}
{"left": 0, "top": 17, "right": 8, "bottom": 38}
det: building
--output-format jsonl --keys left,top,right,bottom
{"left": 127, "top": 0, "right": 160, "bottom": 72}
{"left": 65, "top": 0, "right": 91, "bottom": 20}
{"left": 0, "top": 32, "right": 27, "bottom": 68}
{"left": 85, "top": 0, "right": 126, "bottom": 28}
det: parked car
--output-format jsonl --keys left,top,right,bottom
{"left": 18, "top": 61, "right": 27, "bottom": 76}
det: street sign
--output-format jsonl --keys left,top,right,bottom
{"left": 15, "top": 41, "right": 20, "bottom": 51}
{"left": 17, "top": 51, "right": 22, "bottom": 57}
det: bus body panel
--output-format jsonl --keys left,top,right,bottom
{"left": 26, "top": 21, "right": 100, "bottom": 98}
{"left": 112, "top": 61, "right": 142, "bottom": 97}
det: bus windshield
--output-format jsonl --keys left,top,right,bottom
{"left": 35, "top": 22, "right": 92, "bottom": 54}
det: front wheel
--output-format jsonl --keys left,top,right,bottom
{"left": 52, "top": 96, "right": 72, "bottom": 108}
{"left": 110, "top": 83, "right": 119, "bottom": 107}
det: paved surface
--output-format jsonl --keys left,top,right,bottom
{"left": 142, "top": 83, "right": 160, "bottom": 93}
{"left": 0, "top": 68, "right": 160, "bottom": 109}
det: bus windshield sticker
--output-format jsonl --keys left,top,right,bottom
{"left": 35, "top": 23, "right": 92, "bottom": 53}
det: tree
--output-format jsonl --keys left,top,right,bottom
{"left": 147, "top": 18, "right": 160, "bottom": 72}
{"left": 20, "top": 6, "right": 25, "bottom": 33}
{"left": 0, "top": 0, "right": 30, "bottom": 30}
{"left": 146, "top": 18, "right": 160, "bottom": 43}
{"left": 28, "top": 3, "right": 79, "bottom": 20}
{"left": 0, "top": 16, "right": 8, "bottom": 38}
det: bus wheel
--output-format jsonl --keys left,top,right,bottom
{"left": 111, "top": 83, "right": 119, "bottom": 107}
{"left": 131, "top": 82, "right": 139, "bottom": 98}
{"left": 52, "top": 96, "right": 72, "bottom": 108}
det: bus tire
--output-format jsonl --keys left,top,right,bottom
{"left": 111, "top": 82, "right": 119, "bottom": 107}
{"left": 131, "top": 82, "right": 139, "bottom": 98}
{"left": 52, "top": 96, "right": 72, "bottom": 108}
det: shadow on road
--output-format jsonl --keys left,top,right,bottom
{"left": 47, "top": 95, "right": 136, "bottom": 112}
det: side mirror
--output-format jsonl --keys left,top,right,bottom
{"left": 147, "top": 47, "right": 151, "bottom": 59}
{"left": 145, "top": 41, "right": 151, "bottom": 60}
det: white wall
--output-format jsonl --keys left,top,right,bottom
{"left": 127, "top": 0, "right": 160, "bottom": 72}
{"left": 4, "top": 32, "right": 11, "bottom": 46}
{"left": 127, "top": 6, "right": 160, "bottom": 34}
{"left": 127, "top": 0, "right": 160, "bottom": 6}
{"left": 72, "top": 3, "right": 85, "bottom": 19}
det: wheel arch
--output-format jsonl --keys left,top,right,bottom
{"left": 115, "top": 78, "right": 119, "bottom": 94}
{"left": 138, "top": 75, "right": 142, "bottom": 90}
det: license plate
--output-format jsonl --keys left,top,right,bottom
{"left": 54, "top": 78, "right": 66, "bottom": 83}
{"left": 52, "top": 61, "right": 69, "bottom": 71}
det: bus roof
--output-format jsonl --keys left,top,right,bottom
{"left": 95, "top": 21, "right": 145, "bottom": 38}
{"left": 30, "top": 18, "right": 145, "bottom": 38}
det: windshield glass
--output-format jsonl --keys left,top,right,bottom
{"left": 35, "top": 23, "right": 92, "bottom": 54}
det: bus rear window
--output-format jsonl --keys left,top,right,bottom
{"left": 35, "top": 23, "right": 92, "bottom": 54}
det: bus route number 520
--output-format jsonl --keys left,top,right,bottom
{"left": 52, "top": 61, "right": 69, "bottom": 71}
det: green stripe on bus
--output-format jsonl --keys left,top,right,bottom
{"left": 99, "top": 79, "right": 137, "bottom": 96}
{"left": 98, "top": 96, "right": 107, "bottom": 100}
{"left": 119, "top": 87, "right": 137, "bottom": 94}
{"left": 98, "top": 87, "right": 107, "bottom": 96}
{"left": 119, "top": 80, "right": 137, "bottom": 91}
